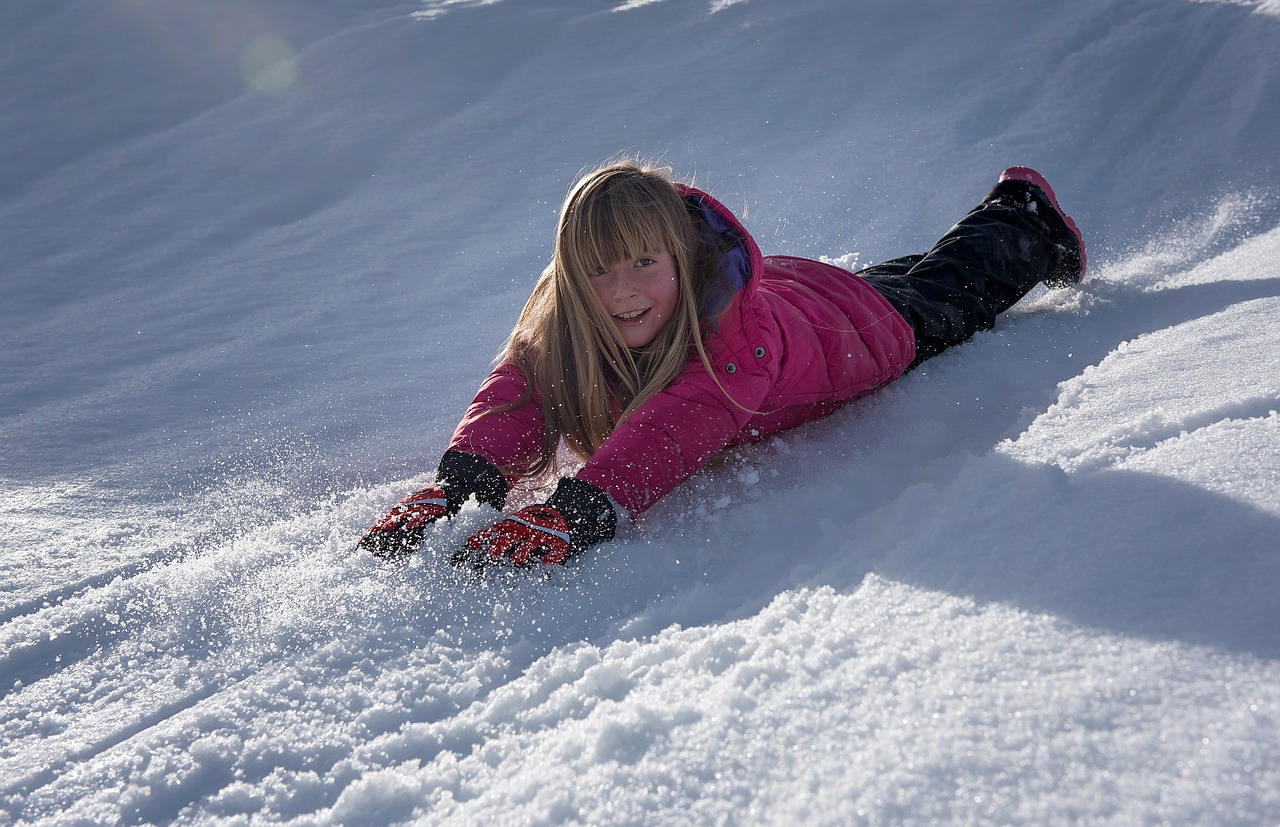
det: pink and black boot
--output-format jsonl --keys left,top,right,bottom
{"left": 993, "top": 166, "right": 1087, "bottom": 287}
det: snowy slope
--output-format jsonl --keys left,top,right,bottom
{"left": 2, "top": 0, "right": 1279, "bottom": 824}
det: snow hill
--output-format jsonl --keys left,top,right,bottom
{"left": 3, "top": 0, "right": 1279, "bottom": 823}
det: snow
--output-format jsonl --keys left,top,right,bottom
{"left": 3, "top": 0, "right": 1280, "bottom": 823}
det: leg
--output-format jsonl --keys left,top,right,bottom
{"left": 856, "top": 255, "right": 924, "bottom": 280}
{"left": 860, "top": 174, "right": 1082, "bottom": 368}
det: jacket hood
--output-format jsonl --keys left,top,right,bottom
{"left": 676, "top": 184, "right": 763, "bottom": 320}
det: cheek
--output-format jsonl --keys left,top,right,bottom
{"left": 590, "top": 277, "right": 611, "bottom": 307}
{"left": 655, "top": 275, "right": 680, "bottom": 318}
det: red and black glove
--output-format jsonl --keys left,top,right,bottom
{"left": 463, "top": 503, "right": 576, "bottom": 566}
{"left": 357, "top": 485, "right": 449, "bottom": 558}
{"left": 457, "top": 477, "right": 617, "bottom": 568}
{"left": 358, "top": 450, "right": 506, "bottom": 559}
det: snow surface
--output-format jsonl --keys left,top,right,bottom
{"left": 3, "top": 0, "right": 1280, "bottom": 824}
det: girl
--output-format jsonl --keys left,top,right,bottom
{"left": 358, "top": 160, "right": 1085, "bottom": 567}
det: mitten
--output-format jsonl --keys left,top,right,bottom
{"left": 457, "top": 477, "right": 617, "bottom": 568}
{"left": 358, "top": 449, "right": 506, "bottom": 558}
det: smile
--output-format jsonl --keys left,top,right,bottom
{"left": 615, "top": 308, "right": 649, "bottom": 321}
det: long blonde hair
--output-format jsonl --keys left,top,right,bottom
{"left": 489, "top": 159, "right": 729, "bottom": 478}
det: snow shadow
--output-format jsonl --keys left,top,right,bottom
{"left": 866, "top": 451, "right": 1280, "bottom": 661}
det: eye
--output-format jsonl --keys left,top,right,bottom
{"left": 636, "top": 257, "right": 656, "bottom": 267}
{"left": 589, "top": 265, "right": 608, "bottom": 278}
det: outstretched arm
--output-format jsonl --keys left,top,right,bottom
{"left": 460, "top": 345, "right": 775, "bottom": 568}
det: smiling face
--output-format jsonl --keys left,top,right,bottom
{"left": 589, "top": 249, "right": 679, "bottom": 349}
{"left": 554, "top": 163, "right": 699, "bottom": 359}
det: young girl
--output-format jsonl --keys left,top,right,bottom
{"left": 358, "top": 160, "right": 1085, "bottom": 567}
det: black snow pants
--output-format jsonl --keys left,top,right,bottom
{"left": 858, "top": 182, "right": 1068, "bottom": 370}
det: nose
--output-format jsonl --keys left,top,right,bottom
{"left": 611, "top": 268, "right": 639, "bottom": 299}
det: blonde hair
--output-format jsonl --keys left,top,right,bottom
{"left": 488, "top": 159, "right": 729, "bottom": 478}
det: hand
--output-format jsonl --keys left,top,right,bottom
{"left": 357, "top": 486, "right": 449, "bottom": 558}
{"left": 455, "top": 477, "right": 618, "bottom": 569}
{"left": 359, "top": 451, "right": 509, "bottom": 560}
{"left": 461, "top": 504, "right": 575, "bottom": 567}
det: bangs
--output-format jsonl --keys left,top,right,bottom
{"left": 558, "top": 170, "right": 684, "bottom": 280}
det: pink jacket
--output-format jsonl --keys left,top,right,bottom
{"left": 449, "top": 186, "right": 916, "bottom": 516}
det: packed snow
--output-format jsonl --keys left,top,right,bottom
{"left": 3, "top": 0, "right": 1280, "bottom": 824}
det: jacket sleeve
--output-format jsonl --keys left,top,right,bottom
{"left": 576, "top": 303, "right": 780, "bottom": 517}
{"left": 447, "top": 362, "right": 547, "bottom": 474}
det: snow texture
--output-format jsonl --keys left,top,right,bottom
{"left": 3, "top": 0, "right": 1280, "bottom": 824}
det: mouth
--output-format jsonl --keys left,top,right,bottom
{"left": 613, "top": 308, "right": 650, "bottom": 323}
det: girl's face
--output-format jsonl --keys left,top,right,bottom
{"left": 589, "top": 249, "right": 679, "bottom": 349}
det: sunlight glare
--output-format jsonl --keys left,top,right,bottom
{"left": 240, "top": 35, "right": 297, "bottom": 93}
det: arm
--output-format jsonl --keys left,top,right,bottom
{"left": 447, "top": 361, "right": 547, "bottom": 473}
{"left": 456, "top": 354, "right": 772, "bottom": 567}
{"left": 577, "top": 350, "right": 774, "bottom": 516}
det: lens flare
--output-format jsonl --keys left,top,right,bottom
{"left": 240, "top": 35, "right": 297, "bottom": 93}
